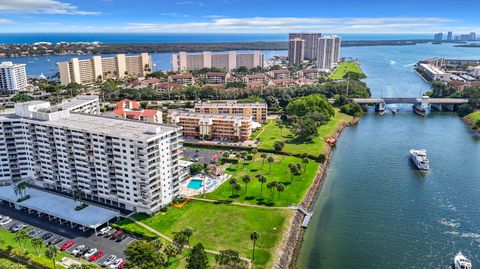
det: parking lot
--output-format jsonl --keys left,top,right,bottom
{"left": 0, "top": 204, "right": 134, "bottom": 264}
{"left": 183, "top": 148, "right": 225, "bottom": 163}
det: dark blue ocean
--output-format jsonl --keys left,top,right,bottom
{"left": 0, "top": 33, "right": 433, "bottom": 44}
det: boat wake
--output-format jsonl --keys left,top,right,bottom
{"left": 439, "top": 218, "right": 460, "bottom": 228}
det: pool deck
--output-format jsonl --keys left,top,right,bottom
{"left": 180, "top": 174, "right": 231, "bottom": 197}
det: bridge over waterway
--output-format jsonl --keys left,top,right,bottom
{"left": 348, "top": 97, "right": 469, "bottom": 116}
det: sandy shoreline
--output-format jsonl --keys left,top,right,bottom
{"left": 273, "top": 117, "right": 360, "bottom": 269}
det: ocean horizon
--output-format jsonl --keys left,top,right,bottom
{"left": 0, "top": 33, "right": 433, "bottom": 44}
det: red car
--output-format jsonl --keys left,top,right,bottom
{"left": 119, "top": 261, "right": 125, "bottom": 269}
{"left": 89, "top": 250, "right": 104, "bottom": 261}
{"left": 60, "top": 241, "right": 74, "bottom": 251}
{"left": 111, "top": 230, "right": 124, "bottom": 240}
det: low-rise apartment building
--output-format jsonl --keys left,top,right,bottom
{"left": 168, "top": 110, "right": 252, "bottom": 142}
{"left": 206, "top": 72, "right": 230, "bottom": 85}
{"left": 113, "top": 99, "right": 162, "bottom": 123}
{"left": 299, "top": 69, "right": 321, "bottom": 79}
{"left": 0, "top": 96, "right": 182, "bottom": 214}
{"left": 194, "top": 100, "right": 267, "bottom": 123}
{"left": 168, "top": 74, "right": 195, "bottom": 85}
{"left": 172, "top": 51, "right": 264, "bottom": 72}
{"left": 243, "top": 74, "right": 268, "bottom": 84}
{"left": 268, "top": 69, "right": 290, "bottom": 80}
{"left": 57, "top": 53, "right": 153, "bottom": 85}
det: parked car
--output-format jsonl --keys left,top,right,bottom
{"left": 116, "top": 234, "right": 127, "bottom": 242}
{"left": 89, "top": 250, "right": 104, "bottom": 261}
{"left": 83, "top": 248, "right": 97, "bottom": 259}
{"left": 98, "top": 226, "right": 112, "bottom": 236}
{"left": 48, "top": 236, "right": 63, "bottom": 245}
{"left": 0, "top": 217, "right": 12, "bottom": 226}
{"left": 77, "top": 246, "right": 90, "bottom": 257}
{"left": 105, "top": 229, "right": 116, "bottom": 237}
{"left": 10, "top": 223, "right": 27, "bottom": 232}
{"left": 71, "top": 245, "right": 85, "bottom": 255}
{"left": 118, "top": 261, "right": 125, "bottom": 269}
{"left": 109, "top": 258, "right": 123, "bottom": 269}
{"left": 102, "top": 255, "right": 116, "bottom": 266}
{"left": 41, "top": 232, "right": 53, "bottom": 241}
{"left": 60, "top": 241, "right": 74, "bottom": 251}
{"left": 110, "top": 230, "right": 123, "bottom": 240}
{"left": 28, "top": 229, "right": 41, "bottom": 238}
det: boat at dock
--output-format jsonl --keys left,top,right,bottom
{"left": 391, "top": 104, "right": 398, "bottom": 113}
{"left": 410, "top": 149, "right": 429, "bottom": 170}
{"left": 453, "top": 252, "right": 472, "bottom": 269}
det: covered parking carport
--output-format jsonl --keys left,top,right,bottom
{"left": 0, "top": 185, "right": 121, "bottom": 234}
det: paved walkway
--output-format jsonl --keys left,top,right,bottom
{"left": 191, "top": 197, "right": 290, "bottom": 210}
{"left": 126, "top": 216, "right": 252, "bottom": 268}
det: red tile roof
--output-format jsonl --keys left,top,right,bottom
{"left": 171, "top": 74, "right": 193, "bottom": 79}
{"left": 271, "top": 69, "right": 290, "bottom": 74}
{"left": 206, "top": 72, "right": 227, "bottom": 77}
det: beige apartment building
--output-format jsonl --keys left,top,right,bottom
{"left": 168, "top": 110, "right": 252, "bottom": 142}
{"left": 288, "top": 38, "right": 305, "bottom": 64}
{"left": 194, "top": 100, "right": 267, "bottom": 123}
{"left": 172, "top": 51, "right": 264, "bottom": 72}
{"left": 58, "top": 53, "right": 153, "bottom": 85}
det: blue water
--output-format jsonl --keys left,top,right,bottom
{"left": 0, "top": 33, "right": 433, "bottom": 44}
{"left": 187, "top": 180, "right": 203, "bottom": 190}
{"left": 297, "top": 42, "right": 480, "bottom": 268}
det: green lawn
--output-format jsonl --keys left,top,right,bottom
{"left": 0, "top": 256, "right": 33, "bottom": 269}
{"left": 113, "top": 218, "right": 159, "bottom": 239}
{"left": 257, "top": 111, "right": 353, "bottom": 156}
{"left": 203, "top": 154, "right": 318, "bottom": 207}
{"left": 0, "top": 228, "right": 70, "bottom": 268}
{"left": 466, "top": 111, "right": 480, "bottom": 122}
{"left": 127, "top": 201, "right": 292, "bottom": 269}
{"left": 329, "top": 61, "right": 364, "bottom": 80}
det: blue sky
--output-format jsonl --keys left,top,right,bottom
{"left": 0, "top": 0, "right": 478, "bottom": 33}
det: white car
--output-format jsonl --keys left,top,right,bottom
{"left": 98, "top": 227, "right": 111, "bottom": 236}
{"left": 102, "top": 255, "right": 116, "bottom": 266}
{"left": 83, "top": 248, "right": 97, "bottom": 259}
{"left": 71, "top": 245, "right": 85, "bottom": 255}
{"left": 110, "top": 258, "right": 123, "bottom": 269}
{"left": 0, "top": 217, "right": 12, "bottom": 226}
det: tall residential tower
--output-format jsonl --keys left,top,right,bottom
{"left": 317, "top": 35, "right": 341, "bottom": 70}
{"left": 288, "top": 38, "right": 305, "bottom": 65}
{"left": 288, "top": 33, "right": 321, "bottom": 60}
{"left": 0, "top": 62, "right": 28, "bottom": 94}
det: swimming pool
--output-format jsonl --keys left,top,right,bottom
{"left": 187, "top": 179, "right": 203, "bottom": 190}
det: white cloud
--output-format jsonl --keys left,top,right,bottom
{"left": 0, "top": 0, "right": 100, "bottom": 15}
{"left": 123, "top": 16, "right": 464, "bottom": 33}
{"left": 0, "top": 18, "right": 12, "bottom": 24}
{"left": 160, "top": 12, "right": 190, "bottom": 18}
{"left": 175, "top": 1, "right": 205, "bottom": 7}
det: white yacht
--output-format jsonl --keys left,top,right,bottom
{"left": 410, "top": 149, "right": 429, "bottom": 170}
{"left": 454, "top": 252, "right": 472, "bottom": 269}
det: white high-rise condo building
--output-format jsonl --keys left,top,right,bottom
{"left": 172, "top": 51, "right": 264, "bottom": 72}
{"left": 288, "top": 33, "right": 322, "bottom": 60}
{"left": 0, "top": 62, "right": 28, "bottom": 95}
{"left": 0, "top": 95, "right": 183, "bottom": 214}
{"left": 288, "top": 38, "right": 305, "bottom": 64}
{"left": 317, "top": 36, "right": 341, "bottom": 70}
{"left": 58, "top": 53, "right": 153, "bottom": 86}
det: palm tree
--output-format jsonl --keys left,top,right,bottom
{"left": 258, "top": 175, "right": 267, "bottom": 197}
{"left": 267, "top": 156, "right": 275, "bottom": 174}
{"left": 164, "top": 244, "right": 178, "bottom": 265}
{"left": 241, "top": 175, "right": 251, "bottom": 195}
{"left": 267, "top": 181, "right": 277, "bottom": 199}
{"left": 14, "top": 181, "right": 28, "bottom": 200}
{"left": 250, "top": 232, "right": 260, "bottom": 261}
{"left": 251, "top": 149, "right": 258, "bottom": 162}
{"left": 222, "top": 151, "right": 230, "bottom": 159}
{"left": 183, "top": 227, "right": 193, "bottom": 247}
{"left": 276, "top": 183, "right": 285, "bottom": 200}
{"left": 72, "top": 187, "right": 84, "bottom": 205}
{"left": 240, "top": 151, "right": 248, "bottom": 168}
{"left": 279, "top": 125, "right": 284, "bottom": 137}
{"left": 302, "top": 157, "right": 309, "bottom": 172}
{"left": 228, "top": 178, "right": 237, "bottom": 198}
{"left": 15, "top": 229, "right": 28, "bottom": 250}
{"left": 151, "top": 239, "right": 163, "bottom": 251}
{"left": 31, "top": 237, "right": 43, "bottom": 256}
{"left": 233, "top": 183, "right": 241, "bottom": 198}
{"left": 236, "top": 153, "right": 241, "bottom": 168}
{"left": 260, "top": 153, "right": 267, "bottom": 169}
{"left": 45, "top": 245, "right": 59, "bottom": 269}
